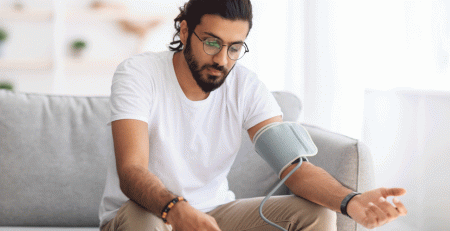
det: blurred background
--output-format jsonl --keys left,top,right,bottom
{"left": 1, "top": 0, "right": 449, "bottom": 230}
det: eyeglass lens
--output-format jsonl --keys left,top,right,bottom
{"left": 203, "top": 38, "right": 247, "bottom": 60}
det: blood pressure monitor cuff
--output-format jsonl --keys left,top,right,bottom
{"left": 253, "top": 122, "right": 318, "bottom": 178}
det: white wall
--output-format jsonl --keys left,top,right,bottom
{"left": 0, "top": 0, "right": 302, "bottom": 97}
{"left": 302, "top": 0, "right": 450, "bottom": 139}
{"left": 363, "top": 89, "right": 450, "bottom": 231}
{"left": 0, "top": 0, "right": 184, "bottom": 96}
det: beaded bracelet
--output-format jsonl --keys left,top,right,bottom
{"left": 161, "top": 196, "right": 188, "bottom": 224}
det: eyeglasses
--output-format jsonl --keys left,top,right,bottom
{"left": 192, "top": 31, "right": 249, "bottom": 60}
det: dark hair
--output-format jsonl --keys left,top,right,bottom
{"left": 169, "top": 0, "right": 253, "bottom": 52}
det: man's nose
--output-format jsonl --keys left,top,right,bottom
{"left": 213, "top": 46, "right": 229, "bottom": 67}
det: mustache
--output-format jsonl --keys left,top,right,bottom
{"left": 201, "top": 63, "right": 227, "bottom": 73}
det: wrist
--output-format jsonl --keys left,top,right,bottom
{"left": 161, "top": 197, "right": 188, "bottom": 224}
{"left": 340, "top": 192, "right": 361, "bottom": 219}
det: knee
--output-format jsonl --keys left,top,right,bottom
{"left": 119, "top": 200, "right": 151, "bottom": 220}
{"left": 114, "top": 200, "right": 172, "bottom": 231}
{"left": 310, "top": 205, "right": 336, "bottom": 225}
{"left": 291, "top": 203, "right": 337, "bottom": 230}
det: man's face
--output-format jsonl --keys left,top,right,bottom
{"left": 183, "top": 14, "right": 249, "bottom": 93}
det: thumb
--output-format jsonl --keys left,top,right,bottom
{"left": 384, "top": 187, "right": 407, "bottom": 197}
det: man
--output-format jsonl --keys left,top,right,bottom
{"left": 99, "top": 0, "right": 407, "bottom": 230}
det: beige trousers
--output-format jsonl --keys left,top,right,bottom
{"left": 101, "top": 195, "right": 337, "bottom": 231}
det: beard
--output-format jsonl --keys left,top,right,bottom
{"left": 183, "top": 34, "right": 232, "bottom": 93}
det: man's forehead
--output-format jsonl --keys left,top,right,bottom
{"left": 195, "top": 14, "right": 249, "bottom": 43}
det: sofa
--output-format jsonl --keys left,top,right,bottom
{"left": 0, "top": 89, "right": 375, "bottom": 231}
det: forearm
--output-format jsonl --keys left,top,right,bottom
{"left": 282, "top": 161, "right": 353, "bottom": 213}
{"left": 119, "top": 165, "right": 177, "bottom": 217}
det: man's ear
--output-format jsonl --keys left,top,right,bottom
{"left": 179, "top": 20, "right": 189, "bottom": 46}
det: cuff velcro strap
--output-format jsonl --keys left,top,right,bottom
{"left": 340, "top": 192, "right": 361, "bottom": 219}
{"left": 161, "top": 196, "right": 188, "bottom": 224}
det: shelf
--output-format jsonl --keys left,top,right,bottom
{"left": 64, "top": 58, "right": 122, "bottom": 71}
{"left": 0, "top": 59, "right": 53, "bottom": 71}
{"left": 0, "top": 8, "right": 163, "bottom": 22}
{"left": 0, "top": 58, "right": 121, "bottom": 72}
{"left": 0, "top": 9, "right": 53, "bottom": 21}
{"left": 1, "top": 3, "right": 168, "bottom": 95}
{"left": 65, "top": 9, "right": 165, "bottom": 22}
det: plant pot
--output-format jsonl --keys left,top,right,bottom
{"left": 0, "top": 41, "right": 5, "bottom": 58}
{"left": 71, "top": 48, "right": 85, "bottom": 59}
{"left": 0, "top": 81, "right": 14, "bottom": 91}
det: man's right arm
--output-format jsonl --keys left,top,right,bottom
{"left": 112, "top": 119, "right": 176, "bottom": 216}
{"left": 111, "top": 119, "right": 221, "bottom": 230}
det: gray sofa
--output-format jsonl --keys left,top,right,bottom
{"left": 0, "top": 89, "right": 375, "bottom": 231}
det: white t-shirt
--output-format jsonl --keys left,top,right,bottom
{"left": 98, "top": 51, "right": 283, "bottom": 227}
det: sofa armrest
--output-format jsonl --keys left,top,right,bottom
{"left": 302, "top": 124, "right": 375, "bottom": 231}
{"left": 229, "top": 91, "right": 375, "bottom": 231}
{"left": 228, "top": 123, "right": 375, "bottom": 231}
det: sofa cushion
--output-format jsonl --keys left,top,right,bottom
{"left": 0, "top": 90, "right": 301, "bottom": 227}
{"left": 0, "top": 90, "right": 113, "bottom": 227}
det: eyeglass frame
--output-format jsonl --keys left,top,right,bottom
{"left": 192, "top": 31, "right": 249, "bottom": 60}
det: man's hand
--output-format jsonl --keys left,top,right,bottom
{"left": 346, "top": 187, "right": 407, "bottom": 229}
{"left": 166, "top": 201, "right": 222, "bottom": 231}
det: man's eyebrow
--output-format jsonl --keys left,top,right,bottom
{"left": 203, "top": 32, "right": 244, "bottom": 44}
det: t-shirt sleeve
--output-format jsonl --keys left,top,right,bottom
{"left": 108, "top": 58, "right": 153, "bottom": 125}
{"left": 242, "top": 75, "right": 283, "bottom": 131}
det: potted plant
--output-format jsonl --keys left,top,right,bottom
{"left": 13, "top": 0, "right": 24, "bottom": 11}
{"left": 70, "top": 39, "right": 87, "bottom": 58}
{"left": 0, "top": 81, "right": 14, "bottom": 91}
{"left": 0, "top": 28, "right": 8, "bottom": 57}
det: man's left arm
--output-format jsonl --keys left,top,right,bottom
{"left": 281, "top": 161, "right": 407, "bottom": 229}
{"left": 248, "top": 118, "right": 408, "bottom": 229}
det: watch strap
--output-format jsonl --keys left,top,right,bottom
{"left": 340, "top": 192, "right": 361, "bottom": 219}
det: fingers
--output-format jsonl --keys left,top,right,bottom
{"left": 363, "top": 196, "right": 407, "bottom": 229}
{"left": 363, "top": 207, "right": 377, "bottom": 229}
{"left": 363, "top": 202, "right": 381, "bottom": 229}
{"left": 393, "top": 197, "right": 408, "bottom": 215}
{"left": 376, "top": 197, "right": 400, "bottom": 223}
{"left": 363, "top": 201, "right": 392, "bottom": 228}
{"left": 370, "top": 202, "right": 388, "bottom": 225}
{"left": 384, "top": 187, "right": 407, "bottom": 197}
